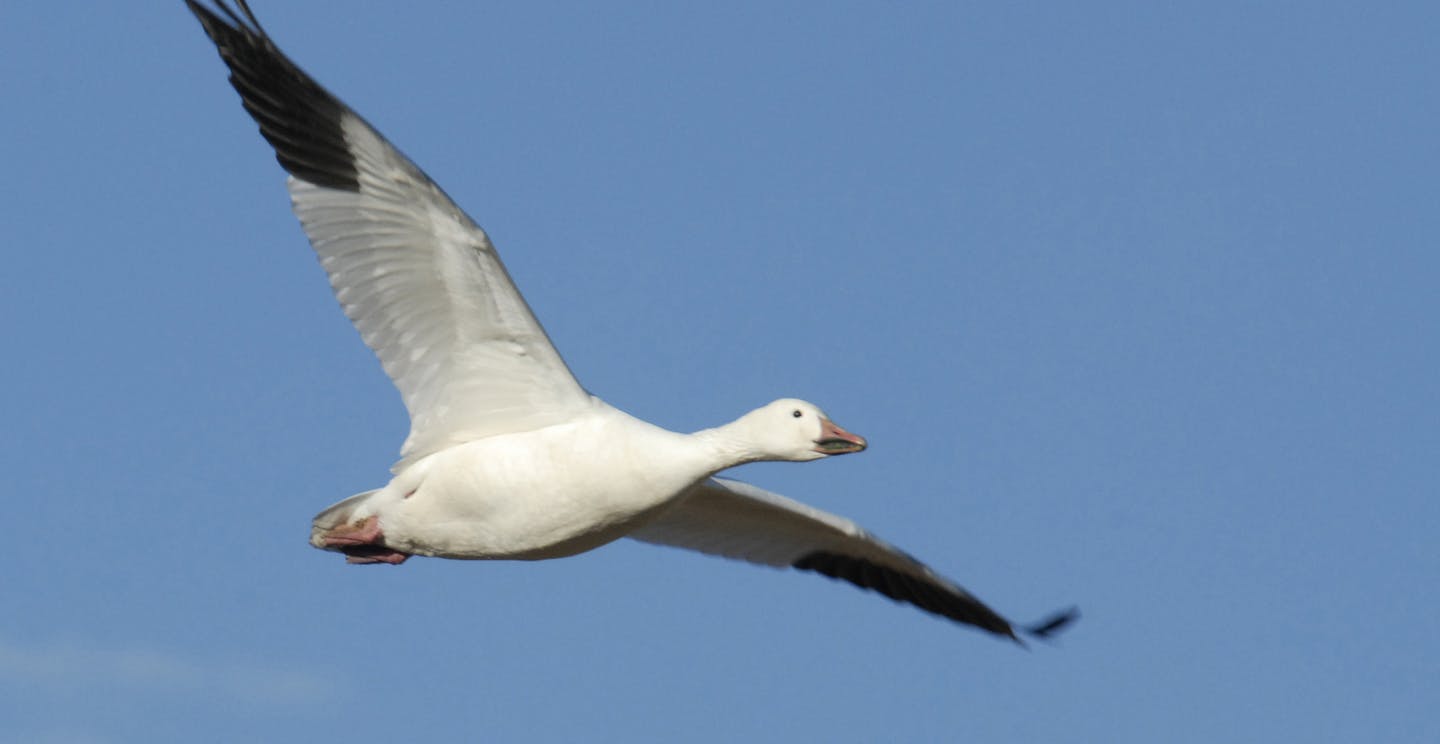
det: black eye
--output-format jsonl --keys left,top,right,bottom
{"left": 792, "top": 409, "right": 803, "bottom": 418}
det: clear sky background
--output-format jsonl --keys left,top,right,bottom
{"left": 3, "top": 2, "right": 1437, "bottom": 742}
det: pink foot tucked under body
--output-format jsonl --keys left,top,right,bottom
{"left": 343, "top": 546, "right": 410, "bottom": 565}
{"left": 319, "top": 515, "right": 411, "bottom": 565}
{"left": 319, "top": 515, "right": 383, "bottom": 546}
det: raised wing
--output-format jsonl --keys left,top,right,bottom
{"left": 629, "top": 478, "right": 1078, "bottom": 641}
{"left": 187, "top": 1, "right": 592, "bottom": 472}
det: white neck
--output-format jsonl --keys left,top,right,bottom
{"left": 690, "top": 421, "right": 767, "bottom": 472}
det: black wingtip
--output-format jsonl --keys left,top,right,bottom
{"left": 793, "top": 551, "right": 1017, "bottom": 638}
{"left": 186, "top": 0, "right": 362, "bottom": 191}
{"left": 1022, "top": 606, "right": 1081, "bottom": 640}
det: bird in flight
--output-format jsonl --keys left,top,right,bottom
{"left": 184, "top": 0, "right": 1077, "bottom": 644}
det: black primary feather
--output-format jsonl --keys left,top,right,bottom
{"left": 185, "top": 0, "right": 360, "bottom": 191}
{"left": 794, "top": 551, "right": 1080, "bottom": 643}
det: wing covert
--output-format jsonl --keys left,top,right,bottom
{"left": 629, "top": 478, "right": 1078, "bottom": 640}
{"left": 187, "top": 1, "right": 593, "bottom": 471}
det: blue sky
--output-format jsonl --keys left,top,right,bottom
{"left": 4, "top": 2, "right": 1437, "bottom": 742}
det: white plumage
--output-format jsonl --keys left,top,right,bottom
{"left": 187, "top": 0, "right": 1075, "bottom": 642}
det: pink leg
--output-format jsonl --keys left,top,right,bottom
{"left": 319, "top": 515, "right": 411, "bottom": 565}
{"left": 343, "top": 547, "right": 410, "bottom": 565}
{"left": 320, "top": 515, "right": 383, "bottom": 547}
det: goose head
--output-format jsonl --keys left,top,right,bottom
{"left": 734, "top": 398, "right": 868, "bottom": 462}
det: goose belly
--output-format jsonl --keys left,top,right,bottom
{"left": 381, "top": 428, "right": 698, "bottom": 560}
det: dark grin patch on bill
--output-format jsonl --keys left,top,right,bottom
{"left": 816, "top": 438, "right": 864, "bottom": 453}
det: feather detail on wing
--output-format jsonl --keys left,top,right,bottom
{"left": 186, "top": 1, "right": 592, "bottom": 471}
{"left": 629, "top": 478, "right": 1078, "bottom": 641}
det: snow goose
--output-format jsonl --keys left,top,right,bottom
{"left": 185, "top": 0, "right": 1077, "bottom": 643}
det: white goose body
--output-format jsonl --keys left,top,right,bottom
{"left": 330, "top": 402, "right": 720, "bottom": 561}
{"left": 343, "top": 404, "right": 683, "bottom": 560}
{"left": 187, "top": 0, "right": 1076, "bottom": 643}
